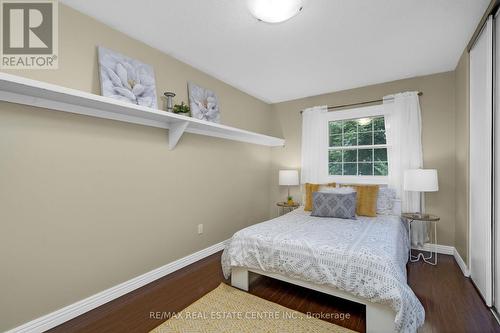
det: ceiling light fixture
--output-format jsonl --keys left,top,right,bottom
{"left": 248, "top": 0, "right": 304, "bottom": 24}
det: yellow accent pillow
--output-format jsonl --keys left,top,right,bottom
{"left": 304, "top": 182, "right": 336, "bottom": 211}
{"left": 341, "top": 184, "right": 379, "bottom": 217}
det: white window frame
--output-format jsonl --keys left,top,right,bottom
{"left": 325, "top": 104, "right": 389, "bottom": 185}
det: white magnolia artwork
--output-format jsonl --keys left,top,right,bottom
{"left": 98, "top": 46, "right": 158, "bottom": 108}
{"left": 188, "top": 82, "right": 220, "bottom": 123}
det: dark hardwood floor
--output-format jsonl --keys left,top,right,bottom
{"left": 47, "top": 252, "right": 500, "bottom": 333}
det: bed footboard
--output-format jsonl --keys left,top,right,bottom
{"left": 231, "top": 267, "right": 249, "bottom": 291}
{"left": 365, "top": 301, "right": 396, "bottom": 333}
{"left": 230, "top": 266, "right": 396, "bottom": 333}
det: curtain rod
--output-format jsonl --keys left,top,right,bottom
{"left": 299, "top": 92, "right": 423, "bottom": 114}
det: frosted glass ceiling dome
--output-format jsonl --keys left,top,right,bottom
{"left": 248, "top": 0, "right": 304, "bottom": 23}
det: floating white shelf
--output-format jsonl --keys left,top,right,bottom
{"left": 0, "top": 73, "right": 285, "bottom": 149}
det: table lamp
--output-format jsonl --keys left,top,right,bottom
{"left": 279, "top": 170, "right": 299, "bottom": 204}
{"left": 403, "top": 169, "right": 439, "bottom": 217}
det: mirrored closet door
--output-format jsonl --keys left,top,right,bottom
{"left": 495, "top": 10, "right": 500, "bottom": 312}
{"left": 471, "top": 10, "right": 500, "bottom": 313}
{"left": 470, "top": 15, "right": 493, "bottom": 307}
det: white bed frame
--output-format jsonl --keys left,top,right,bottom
{"left": 231, "top": 267, "right": 396, "bottom": 333}
{"left": 230, "top": 200, "right": 403, "bottom": 333}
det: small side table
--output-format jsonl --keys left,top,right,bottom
{"left": 277, "top": 202, "right": 300, "bottom": 216}
{"left": 401, "top": 213, "right": 440, "bottom": 265}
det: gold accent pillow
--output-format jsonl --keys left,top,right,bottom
{"left": 304, "top": 182, "right": 336, "bottom": 211}
{"left": 341, "top": 184, "right": 379, "bottom": 217}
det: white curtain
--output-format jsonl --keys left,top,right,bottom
{"left": 301, "top": 105, "right": 328, "bottom": 184}
{"left": 384, "top": 92, "right": 427, "bottom": 246}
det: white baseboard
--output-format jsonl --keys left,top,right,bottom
{"left": 411, "top": 243, "right": 454, "bottom": 255}
{"left": 411, "top": 243, "right": 470, "bottom": 277}
{"left": 6, "top": 240, "right": 228, "bottom": 333}
{"left": 453, "top": 248, "right": 470, "bottom": 277}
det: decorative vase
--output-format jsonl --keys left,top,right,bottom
{"left": 164, "top": 92, "right": 176, "bottom": 112}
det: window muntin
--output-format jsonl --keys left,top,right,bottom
{"left": 328, "top": 116, "right": 388, "bottom": 176}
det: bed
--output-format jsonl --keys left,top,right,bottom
{"left": 221, "top": 207, "right": 425, "bottom": 333}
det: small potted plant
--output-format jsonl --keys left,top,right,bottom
{"left": 287, "top": 195, "right": 294, "bottom": 206}
{"left": 173, "top": 102, "right": 190, "bottom": 116}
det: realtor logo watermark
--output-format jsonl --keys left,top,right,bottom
{"left": 0, "top": 0, "right": 58, "bottom": 69}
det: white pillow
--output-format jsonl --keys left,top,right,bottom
{"left": 377, "top": 187, "right": 396, "bottom": 215}
{"left": 318, "top": 186, "right": 355, "bottom": 193}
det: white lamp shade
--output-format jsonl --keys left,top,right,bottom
{"left": 404, "top": 169, "right": 439, "bottom": 192}
{"left": 279, "top": 170, "right": 299, "bottom": 186}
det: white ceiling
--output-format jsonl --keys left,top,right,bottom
{"left": 61, "top": 0, "right": 489, "bottom": 103}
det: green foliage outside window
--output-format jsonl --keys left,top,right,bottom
{"left": 328, "top": 116, "right": 388, "bottom": 176}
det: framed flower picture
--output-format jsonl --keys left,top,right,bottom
{"left": 188, "top": 82, "right": 220, "bottom": 123}
{"left": 97, "top": 46, "right": 158, "bottom": 108}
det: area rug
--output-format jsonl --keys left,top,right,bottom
{"left": 150, "top": 283, "right": 356, "bottom": 333}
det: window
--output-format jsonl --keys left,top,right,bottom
{"left": 328, "top": 116, "right": 388, "bottom": 177}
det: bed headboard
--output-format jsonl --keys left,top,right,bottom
{"left": 299, "top": 184, "right": 402, "bottom": 216}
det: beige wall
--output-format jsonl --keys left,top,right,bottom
{"left": 0, "top": 4, "right": 472, "bottom": 331}
{"left": 454, "top": 50, "right": 470, "bottom": 264}
{"left": 269, "top": 72, "right": 457, "bottom": 247}
{"left": 0, "top": 5, "right": 274, "bottom": 331}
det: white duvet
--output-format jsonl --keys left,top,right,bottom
{"left": 221, "top": 208, "right": 425, "bottom": 333}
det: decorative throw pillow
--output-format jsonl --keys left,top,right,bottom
{"left": 319, "top": 186, "right": 355, "bottom": 194}
{"left": 377, "top": 187, "right": 396, "bottom": 215}
{"left": 311, "top": 191, "right": 357, "bottom": 219}
{"left": 341, "top": 184, "right": 379, "bottom": 217}
{"left": 304, "top": 182, "right": 336, "bottom": 211}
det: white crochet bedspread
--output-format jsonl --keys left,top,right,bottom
{"left": 221, "top": 208, "right": 424, "bottom": 333}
